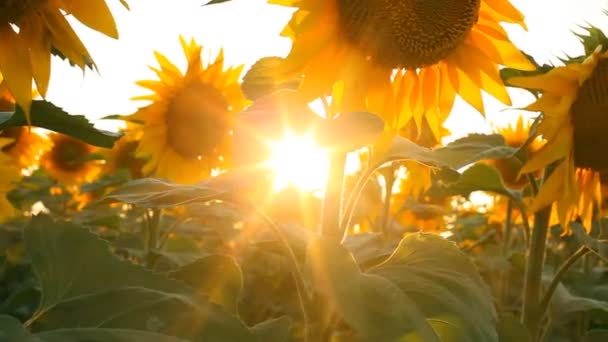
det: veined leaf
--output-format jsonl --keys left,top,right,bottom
{"left": 168, "top": 255, "right": 243, "bottom": 314}
{"left": 307, "top": 238, "right": 439, "bottom": 341}
{"left": 370, "top": 233, "right": 498, "bottom": 342}
{"left": 427, "top": 163, "right": 519, "bottom": 200}
{"left": 0, "top": 315, "right": 40, "bottom": 342}
{"left": 251, "top": 316, "right": 292, "bottom": 342}
{"left": 0, "top": 100, "right": 120, "bottom": 148}
{"left": 29, "top": 287, "right": 252, "bottom": 341}
{"left": 24, "top": 215, "right": 253, "bottom": 341}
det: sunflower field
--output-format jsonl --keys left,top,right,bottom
{"left": 1, "top": 0, "right": 608, "bottom": 341}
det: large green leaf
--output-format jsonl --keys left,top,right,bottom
{"left": 307, "top": 239, "right": 439, "bottom": 341}
{"left": 377, "top": 134, "right": 518, "bottom": 171}
{"left": 0, "top": 315, "right": 188, "bottom": 342}
{"left": 36, "top": 328, "right": 186, "bottom": 342}
{"left": 571, "top": 222, "right": 608, "bottom": 262}
{"left": 168, "top": 255, "right": 243, "bottom": 313}
{"left": 29, "top": 287, "right": 252, "bottom": 341}
{"left": 370, "top": 233, "right": 498, "bottom": 342}
{"left": 0, "top": 100, "right": 120, "bottom": 148}
{"left": 241, "top": 57, "right": 300, "bottom": 101}
{"left": 24, "top": 215, "right": 253, "bottom": 341}
{"left": 549, "top": 282, "right": 608, "bottom": 324}
{"left": 426, "top": 163, "right": 519, "bottom": 199}
{"left": 0, "top": 314, "right": 39, "bottom": 342}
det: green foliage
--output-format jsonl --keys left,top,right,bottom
{"left": 427, "top": 163, "right": 518, "bottom": 200}
{"left": 307, "top": 233, "right": 498, "bottom": 341}
{"left": 0, "top": 100, "right": 120, "bottom": 148}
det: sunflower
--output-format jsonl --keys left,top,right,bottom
{"left": 102, "top": 130, "right": 146, "bottom": 179}
{"left": 270, "top": 0, "right": 534, "bottom": 140}
{"left": 508, "top": 46, "right": 608, "bottom": 229}
{"left": 128, "top": 37, "right": 248, "bottom": 184}
{"left": 0, "top": 0, "right": 121, "bottom": 118}
{"left": 0, "top": 82, "right": 50, "bottom": 169}
{"left": 484, "top": 115, "right": 543, "bottom": 189}
{"left": 0, "top": 138, "right": 21, "bottom": 222}
{"left": 40, "top": 133, "right": 101, "bottom": 186}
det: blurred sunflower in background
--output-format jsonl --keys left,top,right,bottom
{"left": 485, "top": 115, "right": 543, "bottom": 189}
{"left": 102, "top": 130, "right": 146, "bottom": 179}
{"left": 0, "top": 138, "right": 21, "bottom": 222}
{"left": 127, "top": 37, "right": 248, "bottom": 184}
{"left": 0, "top": 83, "right": 49, "bottom": 169}
{"left": 40, "top": 133, "right": 101, "bottom": 186}
{"left": 0, "top": 0, "right": 122, "bottom": 117}
{"left": 270, "top": 0, "right": 534, "bottom": 140}
{"left": 508, "top": 45, "right": 608, "bottom": 229}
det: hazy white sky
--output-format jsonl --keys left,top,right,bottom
{"left": 46, "top": 0, "right": 608, "bottom": 137}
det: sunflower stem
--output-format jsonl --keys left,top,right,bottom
{"left": 503, "top": 199, "right": 514, "bottom": 255}
{"left": 321, "top": 151, "right": 347, "bottom": 240}
{"left": 522, "top": 167, "right": 554, "bottom": 337}
{"left": 379, "top": 165, "right": 396, "bottom": 236}
{"left": 145, "top": 208, "right": 161, "bottom": 268}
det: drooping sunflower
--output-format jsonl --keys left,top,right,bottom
{"left": 0, "top": 0, "right": 121, "bottom": 117}
{"left": 485, "top": 115, "right": 543, "bottom": 189}
{"left": 40, "top": 133, "right": 101, "bottom": 186}
{"left": 128, "top": 37, "right": 248, "bottom": 184}
{"left": 270, "top": 0, "right": 534, "bottom": 140}
{"left": 508, "top": 46, "right": 608, "bottom": 228}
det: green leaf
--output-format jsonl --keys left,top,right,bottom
{"left": 36, "top": 328, "right": 186, "bottom": 342}
{"left": 204, "top": 0, "right": 232, "bottom": 5}
{"left": 103, "top": 178, "right": 225, "bottom": 208}
{"left": 427, "top": 163, "right": 519, "bottom": 199}
{"left": 241, "top": 57, "right": 300, "bottom": 101}
{"left": 24, "top": 215, "right": 254, "bottom": 341}
{"left": 548, "top": 282, "right": 608, "bottom": 324}
{"left": 377, "top": 134, "right": 518, "bottom": 171}
{"left": 571, "top": 222, "right": 608, "bottom": 262}
{"left": 0, "top": 100, "right": 120, "bottom": 148}
{"left": 29, "top": 287, "right": 252, "bottom": 341}
{"left": 317, "top": 112, "right": 386, "bottom": 152}
{"left": 370, "top": 233, "right": 498, "bottom": 342}
{"left": 0, "top": 314, "right": 40, "bottom": 342}
{"left": 307, "top": 238, "right": 439, "bottom": 341}
{"left": 251, "top": 316, "right": 292, "bottom": 342}
{"left": 583, "top": 330, "right": 608, "bottom": 342}
{"left": 168, "top": 255, "right": 243, "bottom": 313}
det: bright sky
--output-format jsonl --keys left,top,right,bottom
{"left": 46, "top": 0, "right": 608, "bottom": 138}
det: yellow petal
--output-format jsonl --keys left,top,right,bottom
{"left": 0, "top": 25, "right": 33, "bottom": 119}
{"left": 60, "top": 0, "right": 119, "bottom": 38}
{"left": 20, "top": 17, "right": 51, "bottom": 97}
{"left": 521, "top": 123, "right": 572, "bottom": 173}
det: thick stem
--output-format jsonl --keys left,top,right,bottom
{"left": 521, "top": 167, "right": 554, "bottom": 336}
{"left": 503, "top": 199, "right": 514, "bottom": 255}
{"left": 379, "top": 166, "right": 396, "bottom": 236}
{"left": 321, "top": 151, "right": 347, "bottom": 240}
{"left": 145, "top": 209, "right": 161, "bottom": 268}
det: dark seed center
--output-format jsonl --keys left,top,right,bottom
{"left": 336, "top": 0, "right": 481, "bottom": 69}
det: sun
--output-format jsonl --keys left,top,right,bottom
{"left": 266, "top": 133, "right": 330, "bottom": 192}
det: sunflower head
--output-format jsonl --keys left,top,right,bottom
{"left": 0, "top": 0, "right": 120, "bottom": 119}
{"left": 0, "top": 127, "right": 50, "bottom": 169}
{"left": 486, "top": 115, "right": 543, "bottom": 189}
{"left": 40, "top": 133, "right": 101, "bottom": 186}
{"left": 129, "top": 37, "right": 248, "bottom": 184}
{"left": 103, "top": 130, "right": 147, "bottom": 179}
{"left": 506, "top": 33, "right": 608, "bottom": 229}
{"left": 273, "top": 0, "right": 533, "bottom": 142}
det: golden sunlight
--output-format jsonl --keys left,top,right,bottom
{"left": 266, "top": 133, "right": 330, "bottom": 192}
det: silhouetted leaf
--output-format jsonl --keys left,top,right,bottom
{"left": 427, "top": 163, "right": 519, "bottom": 199}
{"left": 0, "top": 100, "right": 120, "bottom": 147}
{"left": 318, "top": 112, "right": 385, "bottom": 152}
{"left": 242, "top": 57, "right": 300, "bottom": 100}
